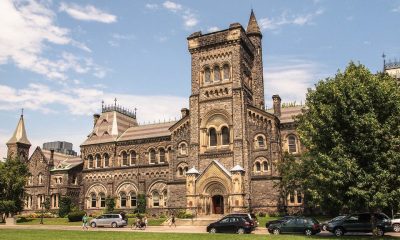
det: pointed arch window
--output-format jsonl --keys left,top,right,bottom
{"left": 221, "top": 126, "right": 230, "bottom": 145}
{"left": 130, "top": 151, "right": 137, "bottom": 165}
{"left": 104, "top": 153, "right": 110, "bottom": 167}
{"left": 100, "top": 193, "right": 106, "bottom": 208}
{"left": 209, "top": 128, "right": 217, "bottom": 147}
{"left": 152, "top": 191, "right": 160, "bottom": 207}
{"left": 255, "top": 162, "right": 261, "bottom": 172}
{"left": 163, "top": 190, "right": 168, "bottom": 207}
{"left": 159, "top": 148, "right": 165, "bottom": 163}
{"left": 95, "top": 154, "right": 101, "bottom": 168}
{"left": 120, "top": 192, "right": 127, "bottom": 208}
{"left": 214, "top": 66, "right": 221, "bottom": 81}
{"left": 204, "top": 67, "right": 211, "bottom": 83}
{"left": 130, "top": 192, "right": 137, "bottom": 207}
{"left": 179, "top": 142, "right": 187, "bottom": 155}
{"left": 223, "top": 64, "right": 230, "bottom": 80}
{"left": 38, "top": 173, "right": 43, "bottom": 185}
{"left": 88, "top": 155, "right": 94, "bottom": 169}
{"left": 122, "top": 151, "right": 128, "bottom": 166}
{"left": 263, "top": 161, "right": 269, "bottom": 172}
{"left": 178, "top": 167, "right": 183, "bottom": 176}
{"left": 149, "top": 149, "right": 156, "bottom": 164}
{"left": 288, "top": 135, "right": 297, "bottom": 153}
{"left": 257, "top": 136, "right": 265, "bottom": 148}
{"left": 91, "top": 193, "right": 97, "bottom": 208}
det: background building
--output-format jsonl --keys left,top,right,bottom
{"left": 43, "top": 141, "right": 77, "bottom": 156}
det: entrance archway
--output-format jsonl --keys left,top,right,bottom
{"left": 212, "top": 195, "right": 224, "bottom": 214}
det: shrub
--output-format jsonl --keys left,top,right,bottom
{"left": 58, "top": 196, "right": 72, "bottom": 218}
{"left": 258, "top": 212, "right": 266, "bottom": 217}
{"left": 136, "top": 194, "right": 146, "bottom": 214}
{"left": 105, "top": 196, "right": 115, "bottom": 213}
{"left": 68, "top": 211, "right": 86, "bottom": 222}
{"left": 176, "top": 210, "right": 193, "bottom": 219}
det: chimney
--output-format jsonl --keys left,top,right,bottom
{"left": 49, "top": 149, "right": 54, "bottom": 167}
{"left": 181, "top": 108, "right": 189, "bottom": 118}
{"left": 272, "top": 95, "right": 281, "bottom": 117}
{"left": 93, "top": 114, "right": 100, "bottom": 127}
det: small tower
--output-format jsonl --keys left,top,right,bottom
{"left": 7, "top": 111, "right": 31, "bottom": 161}
{"left": 246, "top": 10, "right": 265, "bottom": 109}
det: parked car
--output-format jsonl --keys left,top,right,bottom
{"left": 321, "top": 215, "right": 346, "bottom": 231}
{"left": 267, "top": 216, "right": 321, "bottom": 236}
{"left": 392, "top": 214, "right": 400, "bottom": 232}
{"left": 326, "top": 212, "right": 393, "bottom": 237}
{"left": 265, "top": 216, "right": 295, "bottom": 228}
{"left": 225, "top": 213, "right": 257, "bottom": 228}
{"left": 207, "top": 216, "right": 254, "bottom": 234}
{"left": 90, "top": 213, "right": 127, "bottom": 228}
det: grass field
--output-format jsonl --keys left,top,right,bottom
{"left": 16, "top": 217, "right": 167, "bottom": 226}
{"left": 0, "top": 229, "right": 396, "bottom": 240}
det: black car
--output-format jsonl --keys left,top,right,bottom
{"left": 266, "top": 216, "right": 295, "bottom": 228}
{"left": 268, "top": 216, "right": 321, "bottom": 236}
{"left": 225, "top": 213, "right": 257, "bottom": 229}
{"left": 321, "top": 215, "right": 346, "bottom": 231}
{"left": 326, "top": 213, "right": 393, "bottom": 237}
{"left": 207, "top": 216, "right": 253, "bottom": 234}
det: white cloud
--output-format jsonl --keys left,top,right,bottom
{"left": 159, "top": 1, "right": 199, "bottom": 28}
{"left": 0, "top": 0, "right": 105, "bottom": 81}
{"left": 163, "top": 1, "right": 182, "bottom": 12}
{"left": 59, "top": 2, "right": 116, "bottom": 23}
{"left": 207, "top": 26, "right": 220, "bottom": 32}
{"left": 259, "top": 9, "right": 324, "bottom": 31}
{"left": 145, "top": 3, "right": 159, "bottom": 10}
{"left": 264, "top": 58, "right": 328, "bottom": 108}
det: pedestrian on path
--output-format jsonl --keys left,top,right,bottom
{"left": 170, "top": 214, "right": 176, "bottom": 227}
{"left": 143, "top": 216, "right": 148, "bottom": 230}
{"left": 82, "top": 213, "right": 89, "bottom": 231}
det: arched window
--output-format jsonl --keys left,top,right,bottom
{"left": 130, "top": 151, "right": 137, "bottom": 165}
{"left": 204, "top": 67, "right": 211, "bottom": 83}
{"left": 88, "top": 155, "right": 94, "bottom": 168}
{"left": 184, "top": 166, "right": 188, "bottom": 174}
{"left": 122, "top": 151, "right": 128, "bottom": 166}
{"left": 257, "top": 136, "right": 265, "bottom": 148}
{"left": 221, "top": 126, "right": 230, "bottom": 145}
{"left": 120, "top": 192, "right": 127, "bottom": 208}
{"left": 38, "top": 173, "right": 43, "bottom": 185}
{"left": 104, "top": 153, "right": 109, "bottom": 167}
{"left": 223, "top": 64, "right": 230, "bottom": 80}
{"left": 95, "top": 154, "right": 101, "bottom": 168}
{"left": 130, "top": 192, "right": 137, "bottom": 207}
{"left": 179, "top": 143, "right": 187, "bottom": 155}
{"left": 209, "top": 128, "right": 217, "bottom": 147}
{"left": 297, "top": 193, "right": 302, "bottom": 204}
{"left": 149, "top": 149, "right": 156, "bottom": 164}
{"left": 178, "top": 167, "right": 183, "bottom": 176}
{"left": 255, "top": 162, "right": 261, "bottom": 172}
{"left": 213, "top": 66, "right": 221, "bottom": 81}
{"left": 28, "top": 176, "right": 33, "bottom": 185}
{"left": 100, "top": 193, "right": 106, "bottom": 208}
{"left": 159, "top": 148, "right": 165, "bottom": 163}
{"left": 91, "top": 193, "right": 97, "bottom": 208}
{"left": 289, "top": 192, "right": 295, "bottom": 204}
{"left": 288, "top": 135, "right": 297, "bottom": 153}
{"left": 263, "top": 161, "right": 269, "bottom": 172}
{"left": 152, "top": 191, "right": 160, "bottom": 207}
{"left": 163, "top": 190, "right": 168, "bottom": 207}
{"left": 167, "top": 146, "right": 172, "bottom": 161}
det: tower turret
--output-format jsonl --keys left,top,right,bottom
{"left": 7, "top": 110, "right": 31, "bottom": 161}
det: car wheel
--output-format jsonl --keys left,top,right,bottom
{"left": 376, "top": 227, "right": 384, "bottom": 237}
{"left": 304, "top": 229, "right": 313, "bottom": 236}
{"left": 237, "top": 228, "right": 245, "bottom": 234}
{"left": 90, "top": 222, "right": 96, "bottom": 228}
{"left": 111, "top": 222, "right": 117, "bottom": 228}
{"left": 394, "top": 224, "right": 400, "bottom": 232}
{"left": 322, "top": 224, "right": 327, "bottom": 231}
{"left": 272, "top": 228, "right": 280, "bottom": 235}
{"left": 334, "top": 227, "right": 344, "bottom": 237}
{"left": 209, "top": 227, "right": 217, "bottom": 234}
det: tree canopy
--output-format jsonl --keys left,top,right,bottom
{"left": 284, "top": 62, "right": 400, "bottom": 214}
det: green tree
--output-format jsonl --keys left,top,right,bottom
{"left": 105, "top": 196, "right": 115, "bottom": 213}
{"left": 58, "top": 196, "right": 72, "bottom": 217}
{"left": 291, "top": 62, "right": 400, "bottom": 217}
{"left": 0, "top": 157, "right": 30, "bottom": 219}
{"left": 136, "top": 194, "right": 146, "bottom": 214}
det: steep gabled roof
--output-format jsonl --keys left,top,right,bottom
{"left": 7, "top": 115, "right": 31, "bottom": 146}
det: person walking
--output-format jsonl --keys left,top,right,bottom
{"left": 143, "top": 216, "right": 148, "bottom": 230}
{"left": 170, "top": 214, "right": 176, "bottom": 227}
{"left": 82, "top": 213, "right": 89, "bottom": 231}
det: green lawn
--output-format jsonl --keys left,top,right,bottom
{"left": 0, "top": 229, "right": 395, "bottom": 240}
{"left": 16, "top": 217, "right": 166, "bottom": 226}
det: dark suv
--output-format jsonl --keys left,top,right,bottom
{"left": 326, "top": 213, "right": 393, "bottom": 237}
{"left": 225, "top": 213, "right": 257, "bottom": 229}
{"left": 207, "top": 216, "right": 253, "bottom": 234}
{"left": 267, "top": 216, "right": 321, "bottom": 236}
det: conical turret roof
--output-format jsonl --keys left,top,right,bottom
{"left": 7, "top": 114, "right": 31, "bottom": 146}
{"left": 246, "top": 9, "right": 261, "bottom": 35}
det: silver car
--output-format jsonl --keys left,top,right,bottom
{"left": 90, "top": 214, "right": 127, "bottom": 228}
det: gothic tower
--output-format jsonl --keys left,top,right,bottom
{"left": 7, "top": 112, "right": 31, "bottom": 161}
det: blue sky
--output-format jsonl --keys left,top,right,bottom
{"left": 1, "top": 0, "right": 400, "bottom": 157}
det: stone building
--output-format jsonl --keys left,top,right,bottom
{"left": 6, "top": 11, "right": 305, "bottom": 215}
{"left": 384, "top": 58, "right": 400, "bottom": 83}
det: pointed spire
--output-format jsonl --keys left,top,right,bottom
{"left": 7, "top": 112, "right": 31, "bottom": 146}
{"left": 246, "top": 9, "right": 262, "bottom": 36}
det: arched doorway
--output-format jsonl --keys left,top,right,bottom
{"left": 212, "top": 195, "right": 224, "bottom": 214}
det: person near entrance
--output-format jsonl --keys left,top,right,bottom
{"left": 170, "top": 214, "right": 176, "bottom": 227}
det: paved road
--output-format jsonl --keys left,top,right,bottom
{"left": 1, "top": 224, "right": 400, "bottom": 237}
